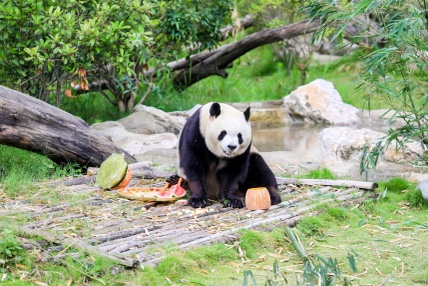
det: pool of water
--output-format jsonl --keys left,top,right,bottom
{"left": 252, "top": 123, "right": 392, "bottom": 152}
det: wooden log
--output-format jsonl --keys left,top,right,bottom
{"left": 276, "top": 177, "right": 378, "bottom": 190}
{"left": 0, "top": 85, "right": 136, "bottom": 167}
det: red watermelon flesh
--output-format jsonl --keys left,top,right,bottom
{"left": 170, "top": 184, "right": 186, "bottom": 197}
{"left": 155, "top": 178, "right": 186, "bottom": 198}
{"left": 156, "top": 183, "right": 173, "bottom": 198}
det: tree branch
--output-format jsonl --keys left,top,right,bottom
{"left": 172, "top": 18, "right": 322, "bottom": 89}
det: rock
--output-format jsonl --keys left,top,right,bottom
{"left": 417, "top": 179, "right": 428, "bottom": 201}
{"left": 318, "top": 127, "right": 423, "bottom": 180}
{"left": 248, "top": 108, "right": 288, "bottom": 128}
{"left": 118, "top": 104, "right": 184, "bottom": 135}
{"left": 283, "top": 79, "right": 361, "bottom": 126}
{"left": 135, "top": 148, "right": 178, "bottom": 166}
{"left": 90, "top": 121, "right": 178, "bottom": 158}
{"left": 358, "top": 109, "right": 405, "bottom": 130}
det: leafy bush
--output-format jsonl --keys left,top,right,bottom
{"left": 0, "top": 0, "right": 233, "bottom": 111}
{"left": 0, "top": 229, "right": 24, "bottom": 266}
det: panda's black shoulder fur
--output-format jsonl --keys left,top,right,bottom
{"left": 178, "top": 107, "right": 214, "bottom": 162}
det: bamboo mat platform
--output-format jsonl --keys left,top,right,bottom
{"left": 0, "top": 176, "right": 377, "bottom": 268}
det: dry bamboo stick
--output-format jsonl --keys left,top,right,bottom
{"left": 16, "top": 226, "right": 137, "bottom": 267}
{"left": 276, "top": 177, "right": 378, "bottom": 190}
{"left": 90, "top": 225, "right": 160, "bottom": 244}
{"left": 39, "top": 175, "right": 96, "bottom": 188}
{"left": 24, "top": 214, "right": 86, "bottom": 229}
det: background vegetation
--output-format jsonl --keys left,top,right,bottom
{"left": 1, "top": 0, "right": 428, "bottom": 285}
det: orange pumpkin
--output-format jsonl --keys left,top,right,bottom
{"left": 112, "top": 167, "right": 132, "bottom": 190}
{"left": 245, "top": 187, "right": 271, "bottom": 210}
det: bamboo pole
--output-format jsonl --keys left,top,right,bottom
{"left": 16, "top": 227, "right": 137, "bottom": 267}
{"left": 276, "top": 177, "right": 378, "bottom": 190}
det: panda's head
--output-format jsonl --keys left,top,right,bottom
{"left": 200, "top": 102, "right": 251, "bottom": 158}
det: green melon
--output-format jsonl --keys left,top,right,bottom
{"left": 96, "top": 153, "right": 128, "bottom": 189}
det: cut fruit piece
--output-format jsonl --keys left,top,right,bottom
{"left": 156, "top": 183, "right": 173, "bottom": 198}
{"left": 112, "top": 167, "right": 132, "bottom": 190}
{"left": 245, "top": 187, "right": 271, "bottom": 210}
{"left": 170, "top": 178, "right": 186, "bottom": 196}
{"left": 96, "top": 153, "right": 128, "bottom": 189}
{"left": 169, "top": 184, "right": 186, "bottom": 196}
{"left": 117, "top": 187, "right": 184, "bottom": 201}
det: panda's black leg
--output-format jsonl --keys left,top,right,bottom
{"left": 224, "top": 197, "right": 244, "bottom": 208}
{"left": 223, "top": 184, "right": 244, "bottom": 208}
{"left": 187, "top": 180, "right": 209, "bottom": 208}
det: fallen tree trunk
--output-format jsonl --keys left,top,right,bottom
{"left": 0, "top": 85, "right": 136, "bottom": 167}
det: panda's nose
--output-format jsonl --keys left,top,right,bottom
{"left": 228, "top": 145, "right": 237, "bottom": 151}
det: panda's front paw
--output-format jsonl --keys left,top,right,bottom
{"left": 188, "top": 197, "right": 208, "bottom": 208}
{"left": 225, "top": 199, "right": 244, "bottom": 208}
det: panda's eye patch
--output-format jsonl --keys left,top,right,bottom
{"left": 218, "top": 130, "right": 227, "bottom": 140}
{"left": 238, "top": 133, "right": 243, "bottom": 144}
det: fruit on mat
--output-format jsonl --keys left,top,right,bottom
{"left": 96, "top": 153, "right": 129, "bottom": 189}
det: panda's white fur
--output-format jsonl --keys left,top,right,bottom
{"left": 199, "top": 103, "right": 251, "bottom": 158}
{"left": 178, "top": 102, "right": 281, "bottom": 208}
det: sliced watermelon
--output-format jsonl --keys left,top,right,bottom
{"left": 155, "top": 178, "right": 186, "bottom": 198}
{"left": 156, "top": 182, "right": 173, "bottom": 198}
{"left": 170, "top": 184, "right": 186, "bottom": 197}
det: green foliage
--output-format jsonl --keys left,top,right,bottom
{"left": 0, "top": 229, "right": 24, "bottom": 266}
{"left": 184, "top": 244, "right": 236, "bottom": 265}
{"left": 305, "top": 168, "right": 335, "bottom": 180}
{"left": 0, "top": 145, "right": 81, "bottom": 196}
{"left": 243, "top": 260, "right": 288, "bottom": 286}
{"left": 379, "top": 177, "right": 411, "bottom": 193}
{"left": 305, "top": 0, "right": 428, "bottom": 174}
{"left": 0, "top": 0, "right": 232, "bottom": 111}
{"left": 284, "top": 227, "right": 354, "bottom": 285}
{"left": 143, "top": 45, "right": 360, "bottom": 112}
{"left": 239, "top": 230, "right": 272, "bottom": 259}
{"left": 156, "top": 255, "right": 190, "bottom": 278}
{"left": 326, "top": 207, "right": 348, "bottom": 221}
{"left": 297, "top": 216, "right": 325, "bottom": 236}
{"left": 406, "top": 188, "right": 428, "bottom": 209}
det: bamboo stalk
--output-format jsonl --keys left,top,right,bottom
{"left": 276, "top": 177, "right": 378, "bottom": 190}
{"left": 16, "top": 226, "right": 137, "bottom": 267}
{"left": 24, "top": 214, "right": 86, "bottom": 229}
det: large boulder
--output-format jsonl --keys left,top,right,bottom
{"left": 318, "top": 127, "right": 423, "bottom": 180}
{"left": 283, "top": 79, "right": 361, "bottom": 126}
{"left": 118, "top": 104, "right": 184, "bottom": 135}
{"left": 90, "top": 121, "right": 178, "bottom": 159}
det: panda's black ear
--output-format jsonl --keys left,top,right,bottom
{"left": 244, "top": 107, "right": 251, "bottom": 121}
{"left": 210, "top": 102, "right": 221, "bottom": 118}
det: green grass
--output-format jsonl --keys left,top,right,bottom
{"left": 0, "top": 145, "right": 82, "bottom": 197}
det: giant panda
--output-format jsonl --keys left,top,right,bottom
{"left": 178, "top": 102, "right": 281, "bottom": 209}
